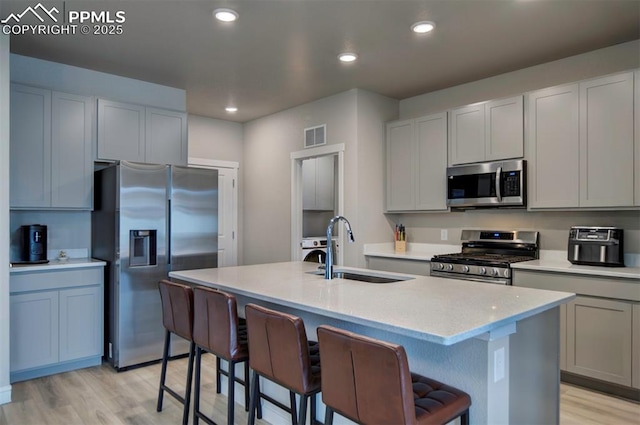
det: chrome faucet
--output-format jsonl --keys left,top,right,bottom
{"left": 325, "top": 215, "right": 355, "bottom": 279}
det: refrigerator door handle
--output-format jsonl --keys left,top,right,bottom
{"left": 167, "top": 199, "right": 171, "bottom": 265}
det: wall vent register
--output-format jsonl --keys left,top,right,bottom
{"left": 304, "top": 124, "right": 326, "bottom": 148}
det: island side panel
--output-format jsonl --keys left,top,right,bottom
{"left": 509, "top": 306, "right": 560, "bottom": 425}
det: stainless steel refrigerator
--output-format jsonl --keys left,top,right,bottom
{"left": 92, "top": 161, "right": 218, "bottom": 370}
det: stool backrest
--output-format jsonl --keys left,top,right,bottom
{"left": 245, "top": 303, "right": 313, "bottom": 394}
{"left": 317, "top": 325, "right": 417, "bottom": 425}
{"left": 193, "top": 287, "right": 244, "bottom": 359}
{"left": 158, "top": 280, "right": 194, "bottom": 341}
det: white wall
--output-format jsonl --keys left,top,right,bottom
{"left": 0, "top": 32, "right": 12, "bottom": 405}
{"left": 400, "top": 40, "right": 640, "bottom": 118}
{"left": 10, "top": 54, "right": 186, "bottom": 110}
{"left": 243, "top": 90, "right": 358, "bottom": 265}
{"left": 188, "top": 114, "right": 243, "bottom": 161}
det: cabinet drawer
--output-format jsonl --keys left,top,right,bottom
{"left": 10, "top": 267, "right": 104, "bottom": 293}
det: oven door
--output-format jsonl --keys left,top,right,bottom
{"left": 446, "top": 160, "right": 525, "bottom": 208}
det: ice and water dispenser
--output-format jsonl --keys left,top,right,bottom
{"left": 129, "top": 230, "right": 157, "bottom": 267}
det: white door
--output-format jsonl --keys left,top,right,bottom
{"left": 188, "top": 158, "right": 239, "bottom": 267}
{"left": 216, "top": 167, "right": 238, "bottom": 267}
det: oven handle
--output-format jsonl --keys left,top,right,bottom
{"left": 495, "top": 166, "right": 502, "bottom": 202}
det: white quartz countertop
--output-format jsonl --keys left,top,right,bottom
{"left": 512, "top": 259, "right": 640, "bottom": 280}
{"left": 363, "top": 242, "right": 459, "bottom": 261}
{"left": 9, "top": 258, "right": 106, "bottom": 273}
{"left": 170, "top": 261, "right": 574, "bottom": 346}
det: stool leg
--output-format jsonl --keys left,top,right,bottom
{"left": 244, "top": 361, "right": 250, "bottom": 411}
{"left": 289, "top": 391, "right": 298, "bottom": 425}
{"left": 216, "top": 356, "right": 222, "bottom": 394}
{"left": 248, "top": 372, "right": 259, "bottom": 425}
{"left": 193, "top": 346, "right": 202, "bottom": 425}
{"left": 324, "top": 406, "right": 334, "bottom": 425}
{"left": 310, "top": 393, "right": 317, "bottom": 425}
{"left": 156, "top": 329, "right": 171, "bottom": 412}
{"left": 256, "top": 372, "right": 263, "bottom": 419}
{"left": 461, "top": 410, "right": 470, "bottom": 425}
{"left": 227, "top": 360, "right": 236, "bottom": 425}
{"left": 298, "top": 394, "right": 307, "bottom": 425}
{"left": 182, "top": 341, "right": 196, "bottom": 425}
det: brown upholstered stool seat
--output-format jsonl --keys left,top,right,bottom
{"left": 245, "top": 303, "right": 321, "bottom": 425}
{"left": 156, "top": 280, "right": 196, "bottom": 425}
{"left": 192, "top": 286, "right": 259, "bottom": 425}
{"left": 317, "top": 325, "right": 471, "bottom": 425}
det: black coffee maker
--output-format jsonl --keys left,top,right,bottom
{"left": 21, "top": 224, "right": 48, "bottom": 263}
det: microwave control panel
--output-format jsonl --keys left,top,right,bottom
{"left": 501, "top": 171, "right": 521, "bottom": 196}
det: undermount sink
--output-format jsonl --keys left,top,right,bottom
{"left": 307, "top": 269, "right": 414, "bottom": 284}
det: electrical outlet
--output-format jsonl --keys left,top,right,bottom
{"left": 494, "top": 347, "right": 505, "bottom": 383}
{"left": 440, "top": 229, "right": 448, "bottom": 240}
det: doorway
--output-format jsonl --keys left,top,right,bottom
{"left": 290, "top": 143, "right": 345, "bottom": 262}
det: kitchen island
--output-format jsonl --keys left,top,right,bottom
{"left": 170, "top": 261, "right": 574, "bottom": 424}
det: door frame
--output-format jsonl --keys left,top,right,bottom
{"left": 188, "top": 157, "right": 239, "bottom": 267}
{"left": 290, "top": 143, "right": 345, "bottom": 262}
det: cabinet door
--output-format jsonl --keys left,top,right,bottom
{"left": 302, "top": 158, "right": 317, "bottom": 210}
{"left": 566, "top": 296, "right": 633, "bottom": 386}
{"left": 59, "top": 286, "right": 102, "bottom": 362}
{"left": 415, "top": 112, "right": 448, "bottom": 210}
{"left": 579, "top": 73, "right": 634, "bottom": 207}
{"left": 634, "top": 70, "right": 640, "bottom": 206}
{"left": 449, "top": 103, "right": 485, "bottom": 165}
{"left": 145, "top": 108, "right": 188, "bottom": 165}
{"left": 633, "top": 303, "right": 640, "bottom": 389}
{"left": 10, "top": 291, "right": 59, "bottom": 372}
{"left": 315, "top": 155, "right": 335, "bottom": 211}
{"left": 560, "top": 303, "right": 567, "bottom": 371}
{"left": 97, "top": 99, "right": 145, "bottom": 162}
{"left": 485, "top": 96, "right": 523, "bottom": 161}
{"left": 10, "top": 84, "right": 51, "bottom": 208}
{"left": 51, "top": 92, "right": 94, "bottom": 209}
{"left": 527, "top": 84, "right": 580, "bottom": 208}
{"left": 386, "top": 120, "right": 415, "bottom": 211}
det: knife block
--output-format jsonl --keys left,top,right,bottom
{"left": 395, "top": 240, "right": 406, "bottom": 253}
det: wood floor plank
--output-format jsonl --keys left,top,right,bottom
{"left": 1, "top": 357, "right": 637, "bottom": 425}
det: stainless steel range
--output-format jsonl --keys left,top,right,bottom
{"left": 430, "top": 230, "right": 539, "bottom": 285}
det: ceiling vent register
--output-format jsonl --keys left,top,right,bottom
{"left": 304, "top": 124, "right": 326, "bottom": 148}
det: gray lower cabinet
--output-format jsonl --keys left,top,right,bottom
{"left": 566, "top": 296, "right": 633, "bottom": 386}
{"left": 513, "top": 269, "right": 639, "bottom": 390}
{"left": 10, "top": 84, "right": 94, "bottom": 210}
{"left": 98, "top": 98, "right": 187, "bottom": 165}
{"left": 9, "top": 266, "right": 104, "bottom": 383}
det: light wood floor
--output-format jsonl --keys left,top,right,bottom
{"left": 1, "top": 355, "right": 638, "bottom": 425}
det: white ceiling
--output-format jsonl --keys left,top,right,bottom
{"left": 2, "top": 0, "right": 639, "bottom": 122}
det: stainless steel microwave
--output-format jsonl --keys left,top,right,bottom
{"left": 447, "top": 159, "right": 526, "bottom": 208}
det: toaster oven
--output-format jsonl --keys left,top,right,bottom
{"left": 568, "top": 226, "right": 624, "bottom": 267}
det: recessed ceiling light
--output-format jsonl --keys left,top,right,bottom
{"left": 225, "top": 106, "right": 238, "bottom": 113}
{"left": 411, "top": 21, "right": 435, "bottom": 34}
{"left": 338, "top": 53, "right": 358, "bottom": 63}
{"left": 214, "top": 8, "right": 238, "bottom": 22}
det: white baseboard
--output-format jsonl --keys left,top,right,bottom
{"left": 0, "top": 384, "right": 11, "bottom": 405}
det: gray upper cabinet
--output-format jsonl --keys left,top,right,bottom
{"left": 10, "top": 85, "right": 94, "bottom": 210}
{"left": 449, "top": 95, "right": 523, "bottom": 165}
{"left": 145, "top": 107, "right": 188, "bottom": 166}
{"left": 579, "top": 72, "right": 634, "bottom": 207}
{"left": 302, "top": 156, "right": 335, "bottom": 211}
{"left": 52, "top": 92, "right": 94, "bottom": 209}
{"left": 634, "top": 70, "right": 640, "bottom": 206}
{"left": 97, "top": 99, "right": 145, "bottom": 162}
{"left": 98, "top": 99, "right": 187, "bottom": 165}
{"left": 10, "top": 84, "right": 52, "bottom": 208}
{"left": 386, "top": 119, "right": 414, "bottom": 211}
{"left": 386, "top": 113, "right": 448, "bottom": 212}
{"left": 527, "top": 84, "right": 580, "bottom": 208}
{"left": 527, "top": 71, "right": 635, "bottom": 209}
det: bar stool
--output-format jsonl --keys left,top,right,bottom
{"left": 192, "top": 286, "right": 259, "bottom": 425}
{"left": 245, "top": 303, "right": 321, "bottom": 425}
{"left": 317, "top": 325, "right": 471, "bottom": 425}
{"left": 157, "top": 280, "right": 196, "bottom": 425}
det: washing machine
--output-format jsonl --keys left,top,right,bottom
{"left": 301, "top": 236, "right": 329, "bottom": 264}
